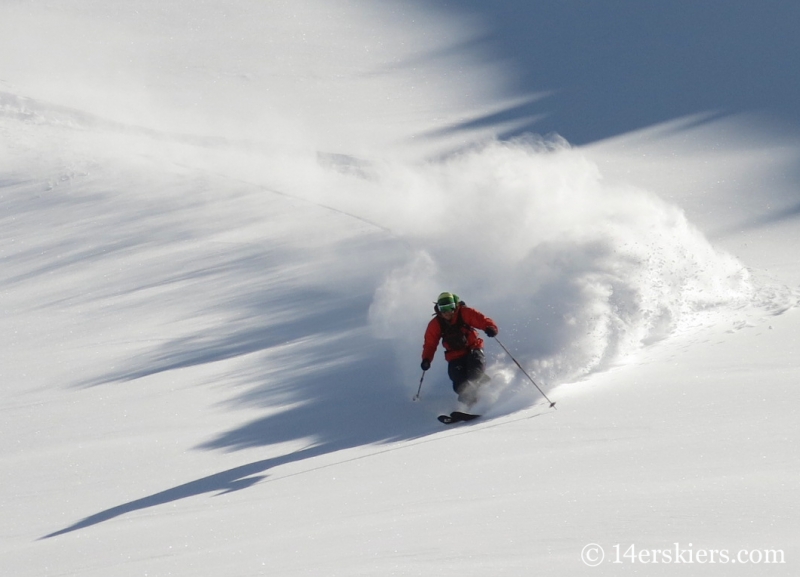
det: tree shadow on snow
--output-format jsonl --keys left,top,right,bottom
{"left": 411, "top": 0, "right": 800, "bottom": 145}
{"left": 42, "top": 234, "right": 443, "bottom": 539}
{"left": 42, "top": 338, "right": 437, "bottom": 539}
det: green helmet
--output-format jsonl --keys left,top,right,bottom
{"left": 436, "top": 292, "right": 460, "bottom": 312}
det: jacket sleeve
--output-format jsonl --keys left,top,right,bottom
{"left": 460, "top": 306, "right": 498, "bottom": 334}
{"left": 422, "top": 317, "right": 441, "bottom": 363}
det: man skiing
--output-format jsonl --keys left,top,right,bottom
{"left": 421, "top": 292, "right": 498, "bottom": 407}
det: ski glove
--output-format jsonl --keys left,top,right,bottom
{"left": 421, "top": 359, "right": 431, "bottom": 371}
{"left": 485, "top": 326, "right": 498, "bottom": 338}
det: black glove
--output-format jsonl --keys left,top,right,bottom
{"left": 485, "top": 326, "right": 497, "bottom": 338}
{"left": 421, "top": 359, "right": 431, "bottom": 371}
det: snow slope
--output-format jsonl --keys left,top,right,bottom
{"left": 2, "top": 2, "right": 799, "bottom": 576}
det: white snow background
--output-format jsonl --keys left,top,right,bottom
{"left": 1, "top": 1, "right": 799, "bottom": 575}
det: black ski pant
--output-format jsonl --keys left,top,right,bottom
{"left": 447, "top": 348, "right": 487, "bottom": 395}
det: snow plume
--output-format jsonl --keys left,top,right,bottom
{"left": 368, "top": 136, "right": 753, "bottom": 388}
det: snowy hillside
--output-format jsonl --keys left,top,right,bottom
{"left": 2, "top": 2, "right": 799, "bottom": 576}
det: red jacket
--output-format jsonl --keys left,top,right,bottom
{"left": 422, "top": 305, "right": 498, "bottom": 363}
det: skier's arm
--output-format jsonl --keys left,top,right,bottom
{"left": 461, "top": 306, "right": 498, "bottom": 336}
{"left": 421, "top": 318, "right": 441, "bottom": 365}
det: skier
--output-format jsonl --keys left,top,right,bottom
{"left": 421, "top": 292, "right": 498, "bottom": 407}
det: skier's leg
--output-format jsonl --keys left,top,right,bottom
{"left": 464, "top": 349, "right": 487, "bottom": 384}
{"left": 457, "top": 349, "right": 489, "bottom": 407}
{"left": 447, "top": 353, "right": 480, "bottom": 407}
{"left": 447, "top": 356, "right": 468, "bottom": 394}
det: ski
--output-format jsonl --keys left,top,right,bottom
{"left": 437, "top": 411, "right": 480, "bottom": 425}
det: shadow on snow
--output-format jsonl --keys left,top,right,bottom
{"left": 41, "top": 229, "right": 442, "bottom": 539}
{"left": 411, "top": 0, "right": 800, "bottom": 145}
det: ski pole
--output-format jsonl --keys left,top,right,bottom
{"left": 494, "top": 337, "right": 557, "bottom": 409}
{"left": 412, "top": 370, "right": 426, "bottom": 402}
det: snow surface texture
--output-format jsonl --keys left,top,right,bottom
{"left": 2, "top": 2, "right": 799, "bottom": 576}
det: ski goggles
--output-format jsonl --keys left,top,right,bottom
{"left": 438, "top": 301, "right": 457, "bottom": 312}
